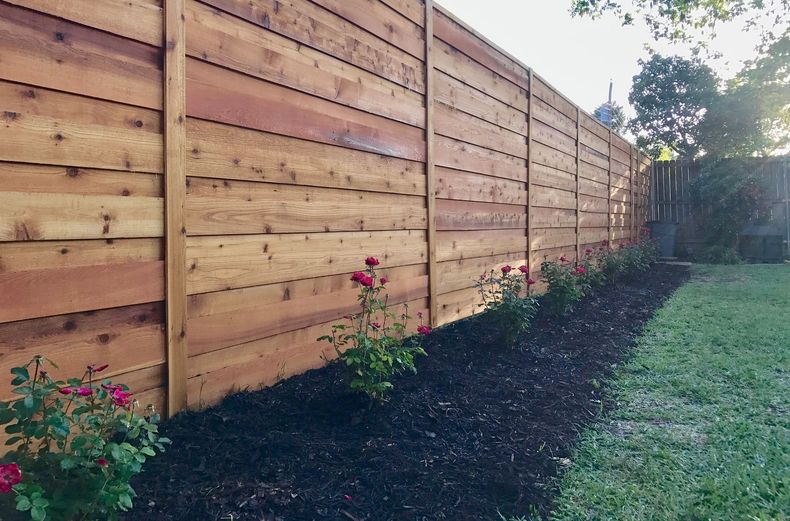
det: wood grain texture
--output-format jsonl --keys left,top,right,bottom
{"left": 165, "top": 0, "right": 189, "bottom": 416}
{"left": 185, "top": 0, "right": 424, "bottom": 127}
{"left": 199, "top": 0, "right": 424, "bottom": 91}
{"left": 0, "top": 3, "right": 162, "bottom": 109}
{"left": 0, "top": 162, "right": 162, "bottom": 197}
{"left": 186, "top": 59, "right": 425, "bottom": 162}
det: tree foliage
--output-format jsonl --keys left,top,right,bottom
{"left": 628, "top": 54, "right": 719, "bottom": 157}
{"left": 628, "top": 35, "right": 790, "bottom": 157}
{"left": 570, "top": 0, "right": 789, "bottom": 46}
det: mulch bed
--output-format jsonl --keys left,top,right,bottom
{"left": 126, "top": 264, "right": 690, "bottom": 521}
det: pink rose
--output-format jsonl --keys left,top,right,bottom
{"left": 527, "top": 278, "right": 537, "bottom": 285}
{"left": 518, "top": 265, "right": 529, "bottom": 274}
{"left": 576, "top": 266, "right": 586, "bottom": 275}
{"left": 364, "top": 257, "right": 380, "bottom": 266}
{"left": 76, "top": 387, "right": 93, "bottom": 397}
{"left": 112, "top": 388, "right": 132, "bottom": 407}
{"left": 0, "top": 463, "right": 22, "bottom": 493}
{"left": 417, "top": 325, "right": 431, "bottom": 335}
{"left": 501, "top": 265, "right": 512, "bottom": 274}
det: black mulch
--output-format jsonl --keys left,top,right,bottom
{"left": 125, "top": 264, "right": 690, "bottom": 521}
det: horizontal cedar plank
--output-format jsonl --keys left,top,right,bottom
{"left": 579, "top": 161, "right": 608, "bottom": 184}
{"left": 434, "top": 135, "right": 526, "bottom": 181}
{"left": 0, "top": 302, "right": 165, "bottom": 401}
{"left": 188, "top": 263, "right": 426, "bottom": 318}
{"left": 435, "top": 167, "right": 527, "bottom": 205}
{"left": 186, "top": 119, "right": 425, "bottom": 196}
{"left": 201, "top": 0, "right": 424, "bottom": 92}
{"left": 579, "top": 194, "right": 608, "bottom": 212}
{"left": 0, "top": 162, "right": 162, "bottom": 197}
{"left": 437, "top": 253, "right": 527, "bottom": 295}
{"left": 0, "top": 238, "right": 162, "bottom": 272}
{"left": 434, "top": 70, "right": 528, "bottom": 135}
{"left": 433, "top": 39, "right": 529, "bottom": 112}
{"left": 0, "top": 81, "right": 163, "bottom": 173}
{"left": 531, "top": 185, "right": 577, "bottom": 210}
{"left": 579, "top": 126, "right": 609, "bottom": 156}
{"left": 531, "top": 228, "right": 576, "bottom": 250}
{"left": 580, "top": 112, "right": 609, "bottom": 141}
{"left": 580, "top": 146, "right": 610, "bottom": 170}
{"left": 186, "top": 230, "right": 427, "bottom": 294}
{"left": 529, "top": 162, "right": 576, "bottom": 192}
{"left": 435, "top": 285, "right": 479, "bottom": 325}
{"left": 0, "top": 260, "right": 164, "bottom": 323}
{"left": 185, "top": 177, "right": 427, "bottom": 235}
{"left": 531, "top": 206, "right": 576, "bottom": 227}
{"left": 532, "top": 97, "right": 576, "bottom": 138}
{"left": 579, "top": 177, "right": 609, "bottom": 199}
{"left": 188, "top": 274, "right": 428, "bottom": 355}
{"left": 579, "top": 228, "right": 609, "bottom": 243}
{"left": 309, "top": 0, "right": 424, "bottom": 58}
{"left": 5, "top": 0, "right": 162, "bottom": 46}
{"left": 434, "top": 102, "right": 527, "bottom": 158}
{"left": 381, "top": 0, "right": 424, "bottom": 26}
{"left": 531, "top": 119, "right": 577, "bottom": 157}
{"left": 187, "top": 296, "right": 431, "bottom": 408}
{"left": 532, "top": 76, "right": 577, "bottom": 122}
{"left": 436, "top": 199, "right": 526, "bottom": 231}
{"left": 579, "top": 211, "right": 608, "bottom": 227}
{"left": 611, "top": 133, "right": 630, "bottom": 154}
{"left": 610, "top": 146, "right": 631, "bottom": 167}
{"left": 432, "top": 8, "right": 529, "bottom": 91}
{"left": 436, "top": 229, "right": 526, "bottom": 262}
{"left": 531, "top": 141, "right": 575, "bottom": 175}
{"left": 0, "top": 3, "right": 162, "bottom": 110}
{"left": 186, "top": 1, "right": 424, "bottom": 127}
{"left": 0, "top": 192, "right": 163, "bottom": 241}
{"left": 186, "top": 59, "right": 424, "bottom": 162}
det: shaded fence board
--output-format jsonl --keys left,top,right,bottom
{"left": 0, "top": 0, "right": 649, "bottom": 415}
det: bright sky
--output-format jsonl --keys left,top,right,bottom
{"left": 437, "top": 0, "right": 764, "bottom": 134}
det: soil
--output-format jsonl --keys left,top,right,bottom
{"left": 125, "top": 264, "right": 690, "bottom": 521}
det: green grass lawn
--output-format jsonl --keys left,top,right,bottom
{"left": 524, "top": 264, "right": 790, "bottom": 521}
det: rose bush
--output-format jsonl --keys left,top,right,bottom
{"left": 540, "top": 257, "right": 587, "bottom": 316}
{"left": 320, "top": 258, "right": 427, "bottom": 402}
{"left": 476, "top": 264, "right": 538, "bottom": 347}
{"left": 0, "top": 357, "right": 169, "bottom": 520}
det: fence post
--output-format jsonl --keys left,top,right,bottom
{"left": 526, "top": 69, "right": 534, "bottom": 286}
{"left": 629, "top": 145, "right": 635, "bottom": 240}
{"left": 575, "top": 107, "right": 581, "bottom": 260}
{"left": 164, "top": 0, "right": 188, "bottom": 417}
{"left": 607, "top": 129, "right": 613, "bottom": 246}
{"left": 424, "top": 0, "right": 438, "bottom": 327}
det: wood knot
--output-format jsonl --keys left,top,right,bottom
{"left": 97, "top": 333, "right": 110, "bottom": 344}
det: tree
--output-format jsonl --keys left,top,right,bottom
{"left": 593, "top": 101, "right": 626, "bottom": 132}
{"left": 570, "top": 0, "right": 789, "bottom": 46}
{"left": 628, "top": 54, "right": 719, "bottom": 157}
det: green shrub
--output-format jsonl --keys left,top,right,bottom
{"left": 540, "top": 256, "right": 587, "bottom": 316}
{"left": 320, "top": 257, "right": 427, "bottom": 402}
{"left": 693, "top": 245, "right": 743, "bottom": 264}
{"left": 0, "top": 357, "right": 169, "bottom": 521}
{"left": 476, "top": 264, "right": 538, "bottom": 347}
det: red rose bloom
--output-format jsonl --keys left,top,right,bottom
{"left": 359, "top": 275, "right": 374, "bottom": 288}
{"left": 560, "top": 256, "right": 567, "bottom": 262}
{"left": 417, "top": 325, "right": 431, "bottom": 335}
{"left": 112, "top": 388, "right": 132, "bottom": 408}
{"left": 0, "top": 463, "right": 22, "bottom": 493}
{"left": 526, "top": 278, "right": 536, "bottom": 285}
{"left": 518, "top": 265, "right": 529, "bottom": 274}
{"left": 585, "top": 248, "right": 593, "bottom": 254}
{"left": 350, "top": 271, "right": 366, "bottom": 283}
{"left": 89, "top": 364, "right": 109, "bottom": 373}
{"left": 96, "top": 458, "right": 109, "bottom": 467}
{"left": 379, "top": 277, "right": 389, "bottom": 286}
{"left": 501, "top": 265, "right": 512, "bottom": 274}
{"left": 371, "top": 322, "right": 381, "bottom": 329}
{"left": 76, "top": 387, "right": 93, "bottom": 397}
{"left": 58, "top": 387, "right": 73, "bottom": 395}
{"left": 364, "top": 257, "right": 380, "bottom": 266}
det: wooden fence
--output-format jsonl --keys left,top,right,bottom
{"left": 651, "top": 158, "right": 790, "bottom": 253}
{"left": 0, "top": 0, "right": 650, "bottom": 416}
